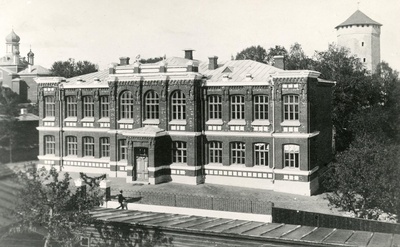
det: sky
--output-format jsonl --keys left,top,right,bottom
{"left": 1, "top": 0, "right": 399, "bottom": 71}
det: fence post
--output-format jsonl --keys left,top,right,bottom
{"left": 100, "top": 180, "right": 111, "bottom": 207}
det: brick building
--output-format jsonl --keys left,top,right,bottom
{"left": 36, "top": 51, "right": 335, "bottom": 196}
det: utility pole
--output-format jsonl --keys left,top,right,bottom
{"left": 9, "top": 137, "right": 12, "bottom": 163}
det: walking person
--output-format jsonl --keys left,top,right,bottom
{"left": 116, "top": 190, "right": 126, "bottom": 210}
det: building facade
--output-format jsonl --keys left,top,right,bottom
{"left": 0, "top": 30, "right": 52, "bottom": 102}
{"left": 336, "top": 10, "right": 382, "bottom": 73}
{"left": 36, "top": 51, "right": 335, "bottom": 196}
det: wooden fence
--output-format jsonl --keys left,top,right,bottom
{"left": 272, "top": 207, "right": 400, "bottom": 234}
{"left": 131, "top": 190, "right": 273, "bottom": 215}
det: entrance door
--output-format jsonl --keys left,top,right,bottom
{"left": 134, "top": 147, "right": 148, "bottom": 182}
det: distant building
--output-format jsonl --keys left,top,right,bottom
{"left": 336, "top": 10, "right": 382, "bottom": 73}
{"left": 36, "top": 51, "right": 335, "bottom": 196}
{"left": 0, "top": 30, "right": 52, "bottom": 102}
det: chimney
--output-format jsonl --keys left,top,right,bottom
{"left": 208, "top": 56, "right": 218, "bottom": 70}
{"left": 273, "top": 55, "right": 285, "bottom": 70}
{"left": 119, "top": 57, "right": 130, "bottom": 65}
{"left": 108, "top": 63, "right": 117, "bottom": 74}
{"left": 184, "top": 49, "right": 194, "bottom": 60}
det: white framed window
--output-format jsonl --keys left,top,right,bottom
{"left": 80, "top": 236, "right": 89, "bottom": 247}
{"left": 44, "top": 135, "right": 55, "bottom": 155}
{"left": 118, "top": 139, "right": 127, "bottom": 160}
{"left": 208, "top": 141, "right": 222, "bottom": 164}
{"left": 66, "top": 136, "right": 77, "bottom": 156}
{"left": 254, "top": 95, "right": 268, "bottom": 120}
{"left": 82, "top": 137, "right": 95, "bottom": 157}
{"left": 231, "top": 142, "right": 245, "bottom": 165}
{"left": 44, "top": 96, "right": 55, "bottom": 117}
{"left": 283, "top": 95, "right": 299, "bottom": 120}
{"left": 231, "top": 95, "right": 245, "bottom": 120}
{"left": 254, "top": 143, "right": 269, "bottom": 166}
{"left": 171, "top": 91, "right": 186, "bottom": 120}
{"left": 172, "top": 141, "right": 187, "bottom": 163}
{"left": 100, "top": 96, "right": 109, "bottom": 118}
{"left": 144, "top": 90, "right": 159, "bottom": 120}
{"left": 100, "top": 137, "right": 110, "bottom": 158}
{"left": 208, "top": 95, "right": 222, "bottom": 120}
{"left": 119, "top": 91, "right": 134, "bottom": 119}
{"left": 83, "top": 96, "right": 94, "bottom": 118}
{"left": 66, "top": 96, "right": 77, "bottom": 117}
{"left": 284, "top": 144, "right": 300, "bottom": 168}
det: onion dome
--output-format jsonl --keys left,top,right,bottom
{"left": 6, "top": 30, "right": 20, "bottom": 43}
{"left": 27, "top": 49, "right": 34, "bottom": 56}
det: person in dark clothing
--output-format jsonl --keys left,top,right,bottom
{"left": 116, "top": 190, "right": 126, "bottom": 209}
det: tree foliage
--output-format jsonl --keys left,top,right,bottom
{"left": 139, "top": 57, "right": 164, "bottom": 64}
{"left": 323, "top": 134, "right": 400, "bottom": 221}
{"left": 235, "top": 45, "right": 267, "bottom": 63}
{"left": 8, "top": 167, "right": 104, "bottom": 246}
{"left": 50, "top": 58, "right": 98, "bottom": 78}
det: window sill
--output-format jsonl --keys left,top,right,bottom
{"left": 281, "top": 120, "right": 300, "bottom": 127}
{"left": 81, "top": 117, "right": 95, "bottom": 122}
{"left": 169, "top": 120, "right": 186, "bottom": 125}
{"left": 64, "top": 117, "right": 78, "bottom": 122}
{"left": 143, "top": 119, "right": 160, "bottom": 125}
{"left": 118, "top": 119, "right": 134, "bottom": 124}
{"left": 227, "top": 120, "right": 246, "bottom": 126}
{"left": 206, "top": 119, "right": 223, "bottom": 125}
{"left": 98, "top": 117, "right": 110, "bottom": 123}
{"left": 251, "top": 120, "right": 270, "bottom": 126}
{"left": 43, "top": 117, "right": 56, "bottom": 121}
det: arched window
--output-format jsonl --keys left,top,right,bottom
{"left": 65, "top": 136, "right": 77, "bottom": 156}
{"left": 119, "top": 91, "right": 134, "bottom": 119}
{"left": 82, "top": 96, "right": 94, "bottom": 118}
{"left": 253, "top": 95, "right": 268, "bottom": 120}
{"left": 230, "top": 142, "right": 245, "bottom": 165}
{"left": 82, "top": 137, "right": 95, "bottom": 157}
{"left": 144, "top": 90, "right": 159, "bottom": 120}
{"left": 208, "top": 95, "right": 222, "bottom": 120}
{"left": 100, "top": 137, "right": 110, "bottom": 158}
{"left": 44, "top": 96, "right": 55, "bottom": 117}
{"left": 284, "top": 144, "right": 300, "bottom": 168}
{"left": 100, "top": 96, "right": 109, "bottom": 118}
{"left": 172, "top": 141, "right": 187, "bottom": 163}
{"left": 231, "top": 95, "right": 245, "bottom": 120}
{"left": 208, "top": 141, "right": 222, "bottom": 164}
{"left": 254, "top": 143, "right": 269, "bottom": 166}
{"left": 66, "top": 96, "right": 77, "bottom": 117}
{"left": 171, "top": 91, "right": 186, "bottom": 120}
{"left": 283, "top": 95, "right": 299, "bottom": 120}
{"left": 44, "top": 135, "right": 55, "bottom": 155}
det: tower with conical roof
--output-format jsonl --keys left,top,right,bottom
{"left": 335, "top": 10, "right": 382, "bottom": 73}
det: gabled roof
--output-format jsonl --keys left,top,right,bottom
{"left": 18, "top": 65, "right": 52, "bottom": 75}
{"left": 336, "top": 10, "right": 381, "bottom": 28}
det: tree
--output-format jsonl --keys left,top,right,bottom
{"left": 139, "top": 57, "right": 164, "bottom": 64}
{"left": 235, "top": 45, "right": 267, "bottom": 63}
{"left": 50, "top": 59, "right": 98, "bottom": 78}
{"left": 265, "top": 45, "right": 288, "bottom": 65}
{"left": 323, "top": 134, "right": 400, "bottom": 221}
{"left": 286, "top": 43, "right": 312, "bottom": 70}
{"left": 8, "top": 167, "right": 105, "bottom": 246}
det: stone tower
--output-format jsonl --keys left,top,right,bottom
{"left": 336, "top": 10, "right": 382, "bottom": 73}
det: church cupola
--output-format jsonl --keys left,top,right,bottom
{"left": 5, "top": 29, "right": 20, "bottom": 57}
{"left": 27, "top": 49, "right": 35, "bottom": 65}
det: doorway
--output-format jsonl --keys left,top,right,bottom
{"left": 134, "top": 147, "right": 148, "bottom": 182}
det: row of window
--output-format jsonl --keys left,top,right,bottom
{"left": 43, "top": 136, "right": 299, "bottom": 168}
{"left": 44, "top": 91, "right": 300, "bottom": 122}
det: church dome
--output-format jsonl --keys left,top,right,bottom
{"left": 6, "top": 30, "right": 20, "bottom": 43}
{"left": 27, "top": 49, "right": 34, "bottom": 56}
